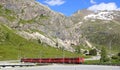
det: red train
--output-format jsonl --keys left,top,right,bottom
{"left": 21, "top": 57, "right": 84, "bottom": 64}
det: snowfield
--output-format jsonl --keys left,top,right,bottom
{"left": 84, "top": 11, "right": 114, "bottom": 20}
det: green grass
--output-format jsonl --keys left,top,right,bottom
{"left": 84, "top": 60, "right": 100, "bottom": 64}
{"left": 0, "top": 23, "right": 85, "bottom": 61}
{"left": 18, "top": 15, "right": 49, "bottom": 24}
{"left": 84, "top": 60, "right": 120, "bottom": 65}
{"left": 18, "top": 18, "right": 36, "bottom": 24}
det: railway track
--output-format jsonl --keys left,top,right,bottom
{"left": 0, "top": 63, "right": 35, "bottom": 68}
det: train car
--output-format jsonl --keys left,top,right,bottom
{"left": 21, "top": 57, "right": 84, "bottom": 64}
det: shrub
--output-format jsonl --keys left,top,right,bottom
{"left": 100, "top": 47, "right": 109, "bottom": 62}
{"left": 38, "top": 39, "right": 42, "bottom": 44}
{"left": 111, "top": 55, "right": 119, "bottom": 60}
{"left": 75, "top": 46, "right": 81, "bottom": 54}
{"left": 118, "top": 52, "right": 120, "bottom": 57}
{"left": 89, "top": 49, "right": 97, "bottom": 56}
{"left": 104, "top": 57, "right": 110, "bottom": 62}
{"left": 100, "top": 57, "right": 110, "bottom": 62}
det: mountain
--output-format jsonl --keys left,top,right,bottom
{"left": 0, "top": 0, "right": 75, "bottom": 51}
{"left": 0, "top": 0, "right": 120, "bottom": 53}
{"left": 70, "top": 10, "right": 120, "bottom": 51}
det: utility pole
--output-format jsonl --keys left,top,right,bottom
{"left": 62, "top": 47, "right": 64, "bottom": 64}
{"left": 18, "top": 44, "right": 21, "bottom": 60}
{"left": 40, "top": 51, "right": 42, "bottom": 63}
{"left": 18, "top": 43, "right": 23, "bottom": 60}
{"left": 109, "top": 39, "right": 112, "bottom": 64}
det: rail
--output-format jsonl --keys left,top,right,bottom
{"left": 0, "top": 63, "right": 35, "bottom": 68}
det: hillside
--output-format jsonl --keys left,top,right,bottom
{"left": 0, "top": 23, "right": 85, "bottom": 60}
{"left": 71, "top": 10, "right": 120, "bottom": 52}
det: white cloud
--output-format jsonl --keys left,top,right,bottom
{"left": 90, "top": 0, "right": 96, "bottom": 4}
{"left": 88, "top": 2, "right": 120, "bottom": 11}
{"left": 44, "top": 0, "right": 65, "bottom": 6}
{"left": 118, "top": 8, "right": 120, "bottom": 10}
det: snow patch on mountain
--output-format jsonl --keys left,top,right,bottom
{"left": 84, "top": 11, "right": 114, "bottom": 20}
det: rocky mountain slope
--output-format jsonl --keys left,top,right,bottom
{"left": 0, "top": 0, "right": 75, "bottom": 51}
{"left": 0, "top": 0, "right": 120, "bottom": 52}
{"left": 70, "top": 10, "right": 120, "bottom": 51}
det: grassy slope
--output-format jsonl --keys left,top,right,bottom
{"left": 0, "top": 24, "right": 85, "bottom": 61}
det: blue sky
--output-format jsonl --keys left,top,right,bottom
{"left": 36, "top": 0, "right": 120, "bottom": 16}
